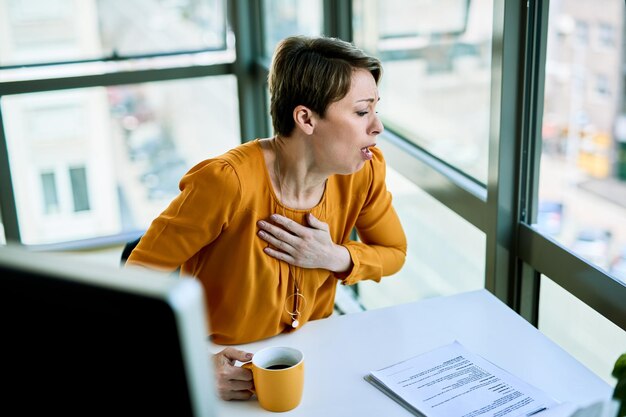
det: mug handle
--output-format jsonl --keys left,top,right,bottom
{"left": 241, "top": 362, "right": 256, "bottom": 395}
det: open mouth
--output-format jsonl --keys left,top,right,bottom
{"left": 361, "top": 145, "right": 375, "bottom": 160}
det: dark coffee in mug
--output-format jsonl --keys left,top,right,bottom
{"left": 266, "top": 364, "right": 292, "bottom": 370}
{"left": 245, "top": 346, "right": 304, "bottom": 411}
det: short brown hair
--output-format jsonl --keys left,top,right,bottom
{"left": 268, "top": 36, "right": 382, "bottom": 137}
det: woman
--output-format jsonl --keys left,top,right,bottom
{"left": 126, "top": 35, "right": 407, "bottom": 400}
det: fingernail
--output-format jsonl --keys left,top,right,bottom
{"left": 258, "top": 220, "right": 265, "bottom": 227}
{"left": 246, "top": 353, "right": 253, "bottom": 359}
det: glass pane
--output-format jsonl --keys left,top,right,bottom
{"left": 41, "top": 171, "right": 60, "bottom": 214}
{"left": 353, "top": 0, "right": 493, "bottom": 183}
{"left": 539, "top": 275, "right": 626, "bottom": 384}
{"left": 357, "top": 165, "right": 485, "bottom": 309}
{"left": 262, "top": 0, "right": 323, "bottom": 57}
{"left": 536, "top": 0, "right": 626, "bottom": 281}
{"left": 69, "top": 166, "right": 90, "bottom": 212}
{"left": 0, "top": 0, "right": 227, "bottom": 66}
{"left": 1, "top": 75, "right": 240, "bottom": 244}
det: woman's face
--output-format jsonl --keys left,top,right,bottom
{"left": 311, "top": 68, "right": 384, "bottom": 175}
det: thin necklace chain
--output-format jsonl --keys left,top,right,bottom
{"left": 274, "top": 140, "right": 306, "bottom": 328}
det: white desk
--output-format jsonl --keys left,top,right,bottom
{"left": 214, "top": 289, "right": 611, "bottom": 416}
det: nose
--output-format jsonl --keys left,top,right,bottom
{"left": 369, "top": 113, "right": 384, "bottom": 136}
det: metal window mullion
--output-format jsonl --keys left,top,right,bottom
{"left": 323, "top": 0, "right": 352, "bottom": 41}
{"left": 517, "top": 0, "right": 550, "bottom": 326}
{"left": 485, "top": 0, "right": 526, "bottom": 306}
{"left": 0, "top": 63, "right": 233, "bottom": 96}
{"left": 0, "top": 109, "right": 20, "bottom": 244}
{"left": 230, "top": 0, "right": 269, "bottom": 142}
{"left": 0, "top": 47, "right": 229, "bottom": 71}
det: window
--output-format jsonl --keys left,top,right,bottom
{"left": 2, "top": 76, "right": 240, "bottom": 245}
{"left": 262, "top": 0, "right": 323, "bottom": 57}
{"left": 0, "top": 0, "right": 227, "bottom": 66}
{"left": 575, "top": 20, "right": 589, "bottom": 44}
{"left": 351, "top": 0, "right": 491, "bottom": 310}
{"left": 358, "top": 165, "right": 485, "bottom": 309}
{"left": 69, "top": 166, "right": 90, "bottom": 212}
{"left": 0, "top": 1, "right": 236, "bottom": 246}
{"left": 532, "top": 0, "right": 626, "bottom": 384}
{"left": 539, "top": 275, "right": 626, "bottom": 383}
{"left": 40, "top": 171, "right": 59, "bottom": 215}
{"left": 353, "top": 0, "right": 493, "bottom": 183}
{"left": 595, "top": 73, "right": 611, "bottom": 98}
{"left": 598, "top": 22, "right": 616, "bottom": 48}
{"left": 537, "top": 0, "right": 625, "bottom": 279}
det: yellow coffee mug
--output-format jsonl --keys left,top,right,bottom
{"left": 242, "top": 346, "right": 304, "bottom": 412}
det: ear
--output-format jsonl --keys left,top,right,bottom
{"left": 293, "top": 105, "right": 316, "bottom": 135}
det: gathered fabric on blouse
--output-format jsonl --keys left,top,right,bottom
{"left": 127, "top": 139, "right": 407, "bottom": 345}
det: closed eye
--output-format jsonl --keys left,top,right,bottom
{"left": 356, "top": 111, "right": 368, "bottom": 117}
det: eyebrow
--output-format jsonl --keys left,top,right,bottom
{"left": 355, "top": 97, "right": 380, "bottom": 104}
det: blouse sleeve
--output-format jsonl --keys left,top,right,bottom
{"left": 126, "top": 158, "right": 241, "bottom": 271}
{"left": 339, "top": 148, "right": 407, "bottom": 285}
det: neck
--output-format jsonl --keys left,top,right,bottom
{"left": 272, "top": 136, "right": 327, "bottom": 209}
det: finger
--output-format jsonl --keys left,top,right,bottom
{"left": 258, "top": 230, "right": 296, "bottom": 253}
{"left": 221, "top": 347, "right": 253, "bottom": 363}
{"left": 258, "top": 218, "right": 295, "bottom": 237}
{"left": 306, "top": 213, "right": 329, "bottom": 230}
{"left": 222, "top": 389, "right": 254, "bottom": 401}
{"left": 225, "top": 379, "right": 254, "bottom": 391}
{"left": 228, "top": 365, "right": 253, "bottom": 382}
{"left": 257, "top": 220, "right": 300, "bottom": 247}
{"left": 269, "top": 214, "right": 307, "bottom": 235}
{"left": 263, "top": 246, "right": 296, "bottom": 264}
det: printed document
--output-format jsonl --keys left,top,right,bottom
{"left": 365, "top": 341, "right": 558, "bottom": 417}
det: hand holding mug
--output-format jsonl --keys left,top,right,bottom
{"left": 243, "top": 346, "right": 305, "bottom": 412}
{"left": 213, "top": 347, "right": 254, "bottom": 400}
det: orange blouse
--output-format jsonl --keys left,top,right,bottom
{"left": 127, "top": 140, "right": 406, "bottom": 344}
